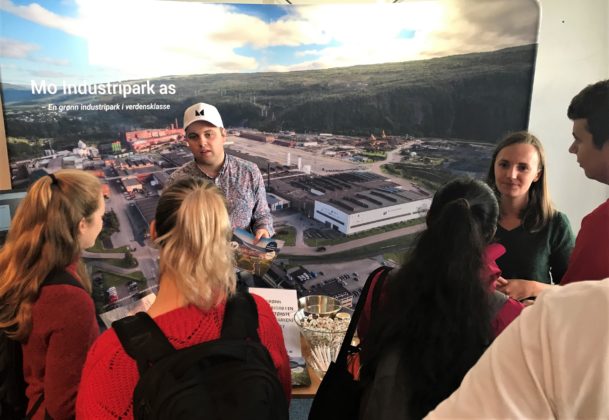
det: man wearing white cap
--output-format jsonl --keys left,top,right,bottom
{"left": 168, "top": 102, "right": 273, "bottom": 242}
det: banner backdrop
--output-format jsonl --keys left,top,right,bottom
{"left": 0, "top": 0, "right": 539, "bottom": 313}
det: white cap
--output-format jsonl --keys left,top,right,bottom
{"left": 183, "top": 102, "right": 224, "bottom": 130}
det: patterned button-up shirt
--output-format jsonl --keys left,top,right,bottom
{"left": 167, "top": 154, "right": 274, "bottom": 235}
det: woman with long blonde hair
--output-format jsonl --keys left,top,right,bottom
{"left": 77, "top": 177, "right": 291, "bottom": 419}
{"left": 0, "top": 170, "right": 104, "bottom": 419}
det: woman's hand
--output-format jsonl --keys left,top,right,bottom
{"left": 497, "top": 279, "right": 550, "bottom": 301}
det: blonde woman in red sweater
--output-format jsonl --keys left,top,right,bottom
{"left": 76, "top": 178, "right": 291, "bottom": 419}
{"left": 0, "top": 170, "right": 104, "bottom": 419}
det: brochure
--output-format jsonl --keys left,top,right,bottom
{"left": 231, "top": 228, "right": 284, "bottom": 277}
{"left": 249, "top": 287, "right": 311, "bottom": 387}
{"left": 290, "top": 356, "right": 311, "bottom": 387}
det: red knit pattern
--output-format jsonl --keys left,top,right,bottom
{"left": 76, "top": 294, "right": 291, "bottom": 419}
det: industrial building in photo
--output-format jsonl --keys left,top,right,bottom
{"left": 314, "top": 188, "right": 431, "bottom": 235}
{"left": 269, "top": 171, "right": 432, "bottom": 235}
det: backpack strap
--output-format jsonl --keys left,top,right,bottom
{"left": 335, "top": 266, "right": 392, "bottom": 366}
{"left": 112, "top": 312, "right": 175, "bottom": 375}
{"left": 24, "top": 394, "right": 44, "bottom": 420}
{"left": 369, "top": 267, "right": 392, "bottom": 322}
{"left": 221, "top": 292, "right": 260, "bottom": 342}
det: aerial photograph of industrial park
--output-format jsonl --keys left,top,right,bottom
{"left": 0, "top": 0, "right": 540, "bottom": 316}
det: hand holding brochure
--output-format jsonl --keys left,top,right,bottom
{"left": 231, "top": 228, "right": 284, "bottom": 277}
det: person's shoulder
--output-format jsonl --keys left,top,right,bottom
{"left": 247, "top": 294, "right": 285, "bottom": 346}
{"left": 573, "top": 200, "right": 609, "bottom": 231}
{"left": 38, "top": 281, "right": 92, "bottom": 307}
{"left": 550, "top": 210, "right": 572, "bottom": 228}
{"left": 249, "top": 293, "right": 273, "bottom": 314}
{"left": 34, "top": 283, "right": 94, "bottom": 332}
{"left": 367, "top": 265, "right": 395, "bottom": 297}
{"left": 82, "top": 327, "right": 123, "bottom": 368}
{"left": 538, "top": 278, "right": 609, "bottom": 310}
{"left": 552, "top": 210, "right": 569, "bottom": 221}
{"left": 228, "top": 155, "right": 260, "bottom": 173}
{"left": 527, "top": 279, "right": 609, "bottom": 340}
{"left": 587, "top": 199, "right": 609, "bottom": 220}
{"left": 93, "top": 327, "right": 121, "bottom": 351}
{"left": 372, "top": 265, "right": 396, "bottom": 281}
{"left": 169, "top": 161, "right": 198, "bottom": 178}
{"left": 79, "top": 326, "right": 136, "bottom": 403}
{"left": 229, "top": 154, "right": 256, "bottom": 168}
{"left": 152, "top": 305, "right": 206, "bottom": 331}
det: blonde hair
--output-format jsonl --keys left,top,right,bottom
{"left": 0, "top": 170, "right": 102, "bottom": 341}
{"left": 154, "top": 178, "right": 235, "bottom": 309}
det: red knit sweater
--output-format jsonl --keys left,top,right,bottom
{"left": 76, "top": 294, "right": 291, "bottom": 419}
{"left": 22, "top": 265, "right": 99, "bottom": 420}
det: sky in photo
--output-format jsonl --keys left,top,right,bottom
{"left": 0, "top": 0, "right": 539, "bottom": 85}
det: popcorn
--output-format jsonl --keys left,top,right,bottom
{"left": 301, "top": 314, "right": 350, "bottom": 333}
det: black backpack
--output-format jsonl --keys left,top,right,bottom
{"left": 113, "top": 291, "right": 289, "bottom": 420}
{"left": 0, "top": 269, "right": 84, "bottom": 420}
{"left": 0, "top": 330, "right": 28, "bottom": 420}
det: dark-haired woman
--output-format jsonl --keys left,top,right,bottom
{"left": 358, "top": 178, "right": 522, "bottom": 419}
{"left": 488, "top": 131, "right": 575, "bottom": 300}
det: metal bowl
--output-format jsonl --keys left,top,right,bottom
{"left": 298, "top": 295, "right": 341, "bottom": 318}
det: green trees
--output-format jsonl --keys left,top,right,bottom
{"left": 123, "top": 250, "right": 137, "bottom": 268}
{"left": 99, "top": 210, "right": 120, "bottom": 240}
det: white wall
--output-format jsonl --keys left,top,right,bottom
{"left": 529, "top": 0, "right": 609, "bottom": 230}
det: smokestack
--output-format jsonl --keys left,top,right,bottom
{"left": 287, "top": 152, "right": 291, "bottom": 166}
{"left": 297, "top": 157, "right": 302, "bottom": 170}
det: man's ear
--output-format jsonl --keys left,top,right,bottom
{"left": 150, "top": 219, "right": 158, "bottom": 240}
